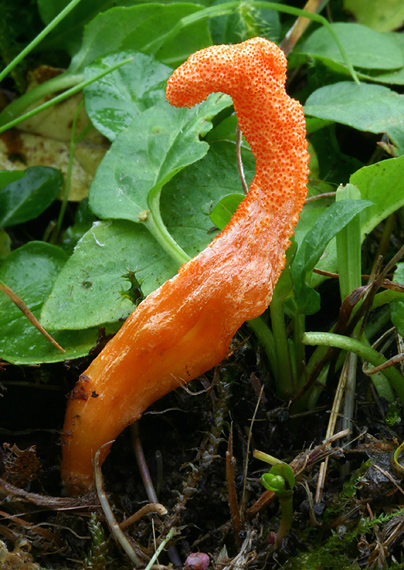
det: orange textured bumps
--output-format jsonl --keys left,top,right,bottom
{"left": 61, "top": 37, "right": 309, "bottom": 495}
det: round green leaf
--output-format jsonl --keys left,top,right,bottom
{"left": 0, "top": 170, "right": 25, "bottom": 191}
{"left": 41, "top": 139, "right": 256, "bottom": 331}
{"left": 0, "top": 167, "right": 63, "bottom": 228}
{"left": 311, "top": 154, "right": 404, "bottom": 288}
{"left": 291, "top": 199, "right": 373, "bottom": 315}
{"left": 69, "top": 4, "right": 212, "bottom": 73}
{"left": 304, "top": 82, "right": 404, "bottom": 156}
{"left": 208, "top": 193, "right": 244, "bottom": 230}
{"left": 299, "top": 22, "right": 403, "bottom": 71}
{"left": 343, "top": 0, "right": 404, "bottom": 33}
{"left": 390, "top": 263, "right": 404, "bottom": 336}
{"left": 40, "top": 220, "right": 179, "bottom": 330}
{"left": 88, "top": 93, "right": 232, "bottom": 224}
{"left": 84, "top": 51, "right": 173, "bottom": 141}
{"left": 0, "top": 242, "right": 110, "bottom": 364}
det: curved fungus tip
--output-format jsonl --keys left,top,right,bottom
{"left": 61, "top": 37, "right": 309, "bottom": 495}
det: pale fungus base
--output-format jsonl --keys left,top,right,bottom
{"left": 61, "top": 37, "right": 309, "bottom": 495}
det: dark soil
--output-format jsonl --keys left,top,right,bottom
{"left": 1, "top": 325, "right": 404, "bottom": 570}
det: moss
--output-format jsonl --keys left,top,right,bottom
{"left": 83, "top": 513, "right": 110, "bottom": 570}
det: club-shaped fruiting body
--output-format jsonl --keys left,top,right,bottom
{"left": 61, "top": 37, "right": 309, "bottom": 495}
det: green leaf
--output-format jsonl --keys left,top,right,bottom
{"left": 40, "top": 220, "right": 178, "bottom": 330}
{"left": 358, "top": 34, "right": 404, "bottom": 85}
{"left": 304, "top": 82, "right": 404, "bottom": 156}
{"left": 271, "top": 241, "right": 296, "bottom": 310}
{"left": 69, "top": 3, "right": 212, "bottom": 73}
{"left": 42, "top": 139, "right": 255, "bottom": 330}
{"left": 343, "top": 0, "right": 404, "bottom": 33}
{"left": 37, "top": 0, "right": 134, "bottom": 56}
{"left": 261, "top": 463, "right": 295, "bottom": 493}
{"left": 271, "top": 463, "right": 295, "bottom": 490}
{"left": 83, "top": 51, "right": 173, "bottom": 141}
{"left": 391, "top": 263, "right": 404, "bottom": 337}
{"left": 308, "top": 126, "right": 363, "bottom": 186}
{"left": 293, "top": 202, "right": 328, "bottom": 252}
{"left": 61, "top": 198, "right": 98, "bottom": 255}
{"left": 0, "top": 229, "right": 11, "bottom": 260}
{"left": 162, "top": 138, "right": 255, "bottom": 255}
{"left": 335, "top": 184, "right": 362, "bottom": 300}
{"left": 205, "top": 113, "right": 240, "bottom": 144}
{"left": 89, "top": 93, "right": 232, "bottom": 267}
{"left": 298, "top": 22, "right": 403, "bottom": 71}
{"left": 0, "top": 242, "right": 108, "bottom": 364}
{"left": 0, "top": 167, "right": 63, "bottom": 228}
{"left": 291, "top": 199, "right": 373, "bottom": 315}
{"left": 0, "top": 170, "right": 25, "bottom": 191}
{"left": 89, "top": 95, "right": 231, "bottom": 223}
{"left": 261, "top": 473, "right": 285, "bottom": 492}
{"left": 312, "top": 155, "right": 404, "bottom": 286}
{"left": 351, "top": 155, "right": 404, "bottom": 236}
{"left": 208, "top": 193, "right": 244, "bottom": 230}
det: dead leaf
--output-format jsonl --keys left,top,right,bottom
{"left": 0, "top": 66, "right": 109, "bottom": 202}
{"left": 2, "top": 443, "right": 41, "bottom": 487}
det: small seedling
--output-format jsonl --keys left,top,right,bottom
{"left": 261, "top": 462, "right": 295, "bottom": 548}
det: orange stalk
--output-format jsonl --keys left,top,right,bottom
{"left": 61, "top": 38, "right": 309, "bottom": 495}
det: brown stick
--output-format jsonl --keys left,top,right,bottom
{"left": 280, "top": 0, "right": 327, "bottom": 56}
{"left": 0, "top": 281, "right": 65, "bottom": 353}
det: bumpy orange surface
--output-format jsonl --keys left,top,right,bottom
{"left": 61, "top": 37, "right": 309, "bottom": 495}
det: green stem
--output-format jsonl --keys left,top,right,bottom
{"left": 270, "top": 297, "right": 295, "bottom": 399}
{"left": 144, "top": 528, "right": 176, "bottom": 570}
{"left": 297, "top": 300, "right": 395, "bottom": 410}
{"left": 145, "top": 213, "right": 190, "bottom": 268}
{"left": 293, "top": 311, "right": 306, "bottom": 385}
{"left": 0, "top": 0, "right": 83, "bottom": 84}
{"left": 335, "top": 185, "right": 362, "bottom": 435}
{"left": 340, "top": 350, "right": 357, "bottom": 435}
{"left": 143, "top": 2, "right": 360, "bottom": 84}
{"left": 276, "top": 491, "right": 294, "bottom": 548}
{"left": 0, "top": 57, "right": 134, "bottom": 134}
{"left": 247, "top": 316, "right": 277, "bottom": 377}
{"left": 254, "top": 449, "right": 282, "bottom": 466}
{"left": 303, "top": 332, "right": 404, "bottom": 406}
{"left": 336, "top": 184, "right": 362, "bottom": 300}
{"left": 305, "top": 363, "right": 329, "bottom": 410}
{"left": 0, "top": 72, "right": 83, "bottom": 126}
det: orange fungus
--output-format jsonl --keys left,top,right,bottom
{"left": 61, "top": 38, "right": 309, "bottom": 495}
